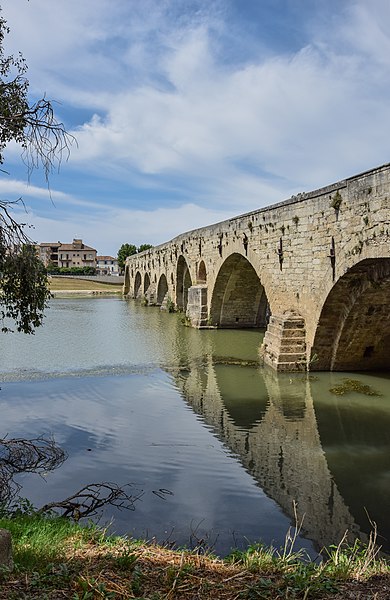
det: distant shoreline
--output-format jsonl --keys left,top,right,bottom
{"left": 50, "top": 289, "right": 122, "bottom": 297}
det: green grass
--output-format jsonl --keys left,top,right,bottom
{"left": 0, "top": 514, "right": 389, "bottom": 599}
{"left": 0, "top": 514, "right": 97, "bottom": 570}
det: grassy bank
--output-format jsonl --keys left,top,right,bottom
{"left": 0, "top": 515, "right": 389, "bottom": 599}
{"left": 49, "top": 277, "right": 123, "bottom": 294}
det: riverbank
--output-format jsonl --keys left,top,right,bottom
{"left": 49, "top": 276, "right": 123, "bottom": 296}
{"left": 50, "top": 289, "right": 122, "bottom": 296}
{"left": 0, "top": 515, "right": 389, "bottom": 599}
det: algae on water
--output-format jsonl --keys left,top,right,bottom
{"left": 329, "top": 378, "right": 382, "bottom": 397}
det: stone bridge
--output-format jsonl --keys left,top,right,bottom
{"left": 124, "top": 163, "right": 390, "bottom": 371}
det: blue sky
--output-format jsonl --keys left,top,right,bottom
{"left": 1, "top": 0, "right": 389, "bottom": 256}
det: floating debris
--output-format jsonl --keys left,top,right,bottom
{"left": 329, "top": 378, "right": 382, "bottom": 396}
{"left": 213, "top": 357, "right": 260, "bottom": 367}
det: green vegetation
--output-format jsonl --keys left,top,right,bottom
{"left": 0, "top": 244, "right": 50, "bottom": 333}
{"left": 0, "top": 513, "right": 89, "bottom": 571}
{"left": 0, "top": 514, "right": 388, "bottom": 599}
{"left": 117, "top": 244, "right": 154, "bottom": 271}
{"left": 0, "top": 8, "right": 73, "bottom": 335}
{"left": 330, "top": 191, "right": 343, "bottom": 211}
{"left": 329, "top": 378, "right": 382, "bottom": 397}
{"left": 138, "top": 244, "right": 153, "bottom": 254}
{"left": 166, "top": 296, "right": 175, "bottom": 313}
{"left": 212, "top": 356, "right": 260, "bottom": 367}
{"left": 117, "top": 243, "right": 137, "bottom": 271}
{"left": 47, "top": 266, "right": 96, "bottom": 276}
{"left": 180, "top": 314, "right": 192, "bottom": 326}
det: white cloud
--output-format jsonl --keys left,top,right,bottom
{"left": 1, "top": 0, "right": 389, "bottom": 242}
{"left": 0, "top": 178, "right": 67, "bottom": 201}
{"left": 13, "top": 199, "right": 230, "bottom": 255}
{"left": 0, "top": 178, "right": 105, "bottom": 210}
{"left": 64, "top": 0, "right": 389, "bottom": 195}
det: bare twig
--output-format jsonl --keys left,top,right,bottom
{"left": 0, "top": 436, "right": 67, "bottom": 505}
{"left": 22, "top": 97, "right": 77, "bottom": 182}
{"left": 0, "top": 197, "right": 32, "bottom": 253}
{"left": 0, "top": 435, "right": 144, "bottom": 523}
{"left": 38, "top": 482, "right": 144, "bottom": 520}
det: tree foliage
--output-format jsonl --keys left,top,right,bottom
{"left": 47, "top": 265, "right": 96, "bottom": 276}
{"left": 117, "top": 243, "right": 154, "bottom": 270}
{"left": 117, "top": 243, "right": 137, "bottom": 270}
{"left": 138, "top": 243, "right": 153, "bottom": 253}
{"left": 0, "top": 242, "right": 50, "bottom": 333}
{"left": 0, "top": 8, "right": 74, "bottom": 334}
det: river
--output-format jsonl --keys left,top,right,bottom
{"left": 0, "top": 296, "right": 389, "bottom": 557}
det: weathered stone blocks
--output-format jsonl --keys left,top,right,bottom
{"left": 125, "top": 163, "right": 390, "bottom": 372}
{"left": 260, "top": 314, "right": 307, "bottom": 371}
{"left": 186, "top": 285, "right": 209, "bottom": 327}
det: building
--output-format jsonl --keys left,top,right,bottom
{"left": 37, "top": 242, "right": 61, "bottom": 266}
{"left": 96, "top": 256, "right": 119, "bottom": 276}
{"left": 58, "top": 239, "right": 97, "bottom": 268}
{"left": 38, "top": 239, "right": 97, "bottom": 269}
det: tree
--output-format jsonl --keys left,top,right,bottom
{"left": 138, "top": 243, "right": 153, "bottom": 253}
{"left": 117, "top": 243, "right": 137, "bottom": 271}
{"left": 0, "top": 8, "right": 73, "bottom": 333}
{"left": 0, "top": 243, "right": 49, "bottom": 333}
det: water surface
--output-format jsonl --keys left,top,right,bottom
{"left": 0, "top": 297, "right": 389, "bottom": 556}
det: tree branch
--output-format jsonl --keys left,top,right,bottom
{"left": 0, "top": 436, "right": 67, "bottom": 505}
{"left": 38, "top": 482, "right": 144, "bottom": 520}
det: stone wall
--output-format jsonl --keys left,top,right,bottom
{"left": 125, "top": 163, "right": 390, "bottom": 371}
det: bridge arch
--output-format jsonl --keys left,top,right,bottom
{"left": 210, "top": 253, "right": 269, "bottom": 328}
{"left": 215, "top": 364, "right": 268, "bottom": 428}
{"left": 157, "top": 274, "right": 168, "bottom": 305}
{"left": 144, "top": 272, "right": 151, "bottom": 294}
{"left": 197, "top": 260, "right": 207, "bottom": 283}
{"left": 311, "top": 258, "right": 390, "bottom": 370}
{"left": 134, "top": 271, "right": 142, "bottom": 298}
{"left": 176, "top": 255, "right": 192, "bottom": 311}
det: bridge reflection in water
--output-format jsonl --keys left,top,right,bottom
{"left": 168, "top": 354, "right": 389, "bottom": 553}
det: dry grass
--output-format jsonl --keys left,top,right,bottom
{"left": 1, "top": 530, "right": 389, "bottom": 599}
{"left": 49, "top": 277, "right": 123, "bottom": 293}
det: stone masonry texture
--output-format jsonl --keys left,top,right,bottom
{"left": 124, "top": 163, "right": 390, "bottom": 372}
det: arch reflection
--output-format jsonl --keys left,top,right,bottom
{"left": 172, "top": 359, "right": 362, "bottom": 551}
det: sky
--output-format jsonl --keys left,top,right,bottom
{"left": 0, "top": 0, "right": 389, "bottom": 257}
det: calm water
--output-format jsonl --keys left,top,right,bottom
{"left": 0, "top": 297, "right": 389, "bottom": 556}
